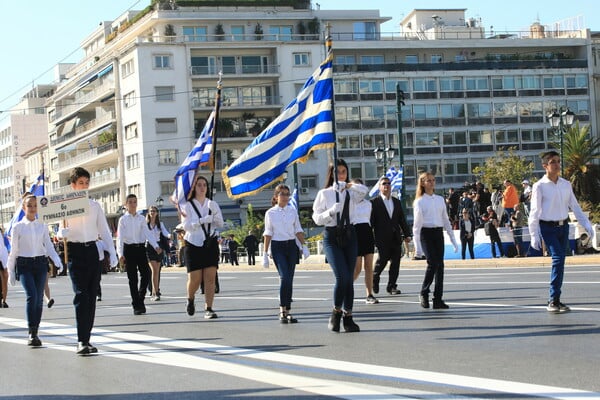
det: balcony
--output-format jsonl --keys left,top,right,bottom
{"left": 190, "top": 64, "right": 279, "bottom": 77}
{"left": 55, "top": 142, "right": 117, "bottom": 172}
{"left": 51, "top": 113, "right": 115, "bottom": 147}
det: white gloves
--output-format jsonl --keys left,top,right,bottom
{"left": 56, "top": 264, "right": 64, "bottom": 275}
{"left": 302, "top": 244, "right": 310, "bottom": 259}
{"left": 452, "top": 242, "right": 458, "bottom": 253}
{"left": 199, "top": 215, "right": 213, "bottom": 224}
{"left": 333, "top": 181, "right": 346, "bottom": 192}
{"left": 58, "top": 228, "right": 70, "bottom": 240}
{"left": 530, "top": 235, "right": 541, "bottom": 251}
{"left": 262, "top": 252, "right": 270, "bottom": 268}
{"left": 8, "top": 270, "right": 16, "bottom": 286}
{"left": 328, "top": 203, "right": 343, "bottom": 217}
{"left": 110, "top": 255, "right": 119, "bottom": 269}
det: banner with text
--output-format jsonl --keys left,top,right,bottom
{"left": 38, "top": 191, "right": 89, "bottom": 223}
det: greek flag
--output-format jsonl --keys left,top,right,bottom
{"left": 368, "top": 167, "right": 404, "bottom": 198}
{"left": 6, "top": 173, "right": 45, "bottom": 241}
{"left": 173, "top": 110, "right": 216, "bottom": 207}
{"left": 289, "top": 188, "right": 299, "bottom": 210}
{"left": 222, "top": 57, "right": 335, "bottom": 199}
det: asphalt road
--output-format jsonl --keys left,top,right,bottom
{"left": 1, "top": 264, "right": 600, "bottom": 399}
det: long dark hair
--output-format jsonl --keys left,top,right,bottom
{"left": 187, "top": 175, "right": 210, "bottom": 201}
{"left": 146, "top": 205, "right": 162, "bottom": 228}
{"left": 324, "top": 159, "right": 349, "bottom": 188}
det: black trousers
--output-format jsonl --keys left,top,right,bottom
{"left": 124, "top": 244, "right": 150, "bottom": 308}
{"left": 68, "top": 242, "right": 101, "bottom": 343}
{"left": 373, "top": 242, "right": 402, "bottom": 291}
{"left": 419, "top": 227, "right": 446, "bottom": 301}
{"left": 247, "top": 249, "right": 256, "bottom": 265}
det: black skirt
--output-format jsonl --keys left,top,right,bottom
{"left": 146, "top": 243, "right": 163, "bottom": 262}
{"left": 184, "top": 240, "right": 219, "bottom": 272}
{"left": 354, "top": 223, "right": 375, "bottom": 256}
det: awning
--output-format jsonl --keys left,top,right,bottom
{"left": 75, "top": 64, "right": 113, "bottom": 90}
{"left": 97, "top": 64, "right": 113, "bottom": 78}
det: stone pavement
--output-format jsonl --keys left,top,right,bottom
{"left": 162, "top": 252, "right": 600, "bottom": 273}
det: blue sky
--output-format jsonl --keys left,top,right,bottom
{"left": 1, "top": 0, "right": 598, "bottom": 121}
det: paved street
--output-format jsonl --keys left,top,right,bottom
{"left": 1, "top": 260, "right": 600, "bottom": 399}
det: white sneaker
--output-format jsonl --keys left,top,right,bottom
{"left": 365, "top": 295, "right": 379, "bottom": 304}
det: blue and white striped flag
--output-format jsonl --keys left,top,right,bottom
{"left": 172, "top": 109, "right": 216, "bottom": 207}
{"left": 6, "top": 173, "right": 45, "bottom": 240}
{"left": 222, "top": 57, "right": 335, "bottom": 199}
{"left": 289, "top": 188, "right": 299, "bottom": 211}
{"left": 368, "top": 166, "right": 404, "bottom": 198}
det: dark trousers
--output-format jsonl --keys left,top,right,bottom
{"left": 17, "top": 256, "right": 48, "bottom": 329}
{"left": 124, "top": 244, "right": 150, "bottom": 308}
{"left": 373, "top": 242, "right": 402, "bottom": 291}
{"left": 323, "top": 227, "right": 357, "bottom": 312}
{"left": 490, "top": 233, "right": 505, "bottom": 257}
{"left": 247, "top": 249, "right": 256, "bottom": 265}
{"left": 271, "top": 240, "right": 297, "bottom": 309}
{"left": 230, "top": 250, "right": 238, "bottom": 265}
{"left": 461, "top": 236, "right": 475, "bottom": 259}
{"left": 68, "top": 242, "right": 101, "bottom": 343}
{"left": 420, "top": 227, "right": 446, "bottom": 301}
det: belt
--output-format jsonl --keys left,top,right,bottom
{"left": 540, "top": 219, "right": 569, "bottom": 227}
{"left": 422, "top": 227, "right": 443, "bottom": 231}
{"left": 67, "top": 241, "right": 97, "bottom": 247}
{"left": 17, "top": 255, "right": 47, "bottom": 261}
{"left": 124, "top": 243, "right": 146, "bottom": 248}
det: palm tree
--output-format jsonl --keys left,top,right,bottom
{"left": 553, "top": 121, "right": 600, "bottom": 202}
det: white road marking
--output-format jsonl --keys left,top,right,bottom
{"left": 1, "top": 316, "right": 598, "bottom": 399}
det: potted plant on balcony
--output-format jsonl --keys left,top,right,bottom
{"left": 254, "top": 22, "right": 264, "bottom": 40}
{"left": 164, "top": 24, "right": 176, "bottom": 42}
{"left": 307, "top": 17, "right": 320, "bottom": 40}
{"left": 215, "top": 23, "right": 225, "bottom": 41}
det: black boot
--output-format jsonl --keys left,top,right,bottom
{"left": 342, "top": 314, "right": 360, "bottom": 332}
{"left": 28, "top": 328, "right": 42, "bottom": 347}
{"left": 328, "top": 309, "right": 342, "bottom": 332}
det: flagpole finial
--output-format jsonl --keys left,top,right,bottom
{"left": 217, "top": 71, "right": 223, "bottom": 89}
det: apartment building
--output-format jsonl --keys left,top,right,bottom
{"left": 45, "top": 1, "right": 598, "bottom": 228}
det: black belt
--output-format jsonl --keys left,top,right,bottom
{"left": 124, "top": 243, "right": 146, "bottom": 248}
{"left": 67, "top": 241, "right": 96, "bottom": 247}
{"left": 540, "top": 219, "right": 569, "bottom": 227}
{"left": 17, "top": 255, "right": 46, "bottom": 261}
{"left": 422, "top": 227, "right": 443, "bottom": 231}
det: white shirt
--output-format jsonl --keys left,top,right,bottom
{"left": 351, "top": 199, "right": 372, "bottom": 225}
{"left": 312, "top": 184, "right": 368, "bottom": 227}
{"left": 116, "top": 212, "right": 159, "bottom": 258}
{"left": 263, "top": 205, "right": 303, "bottom": 241}
{"left": 6, "top": 218, "right": 62, "bottom": 275}
{"left": 412, "top": 193, "right": 457, "bottom": 247}
{"left": 0, "top": 236, "right": 8, "bottom": 268}
{"left": 380, "top": 193, "right": 394, "bottom": 218}
{"left": 58, "top": 199, "right": 117, "bottom": 266}
{"left": 181, "top": 198, "right": 224, "bottom": 247}
{"left": 528, "top": 175, "right": 592, "bottom": 240}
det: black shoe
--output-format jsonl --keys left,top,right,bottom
{"left": 1, "top": 301, "right": 8, "bottom": 308}
{"left": 186, "top": 299, "right": 195, "bottom": 316}
{"left": 47, "top": 298, "right": 55, "bottom": 308}
{"left": 372, "top": 276, "right": 379, "bottom": 294}
{"left": 204, "top": 308, "right": 218, "bottom": 319}
{"left": 133, "top": 308, "right": 144, "bottom": 315}
{"left": 387, "top": 287, "right": 401, "bottom": 295}
{"left": 432, "top": 300, "right": 449, "bottom": 309}
{"left": 342, "top": 315, "right": 360, "bottom": 332}
{"left": 77, "top": 342, "right": 90, "bottom": 355}
{"left": 87, "top": 343, "right": 98, "bottom": 353}
{"left": 27, "top": 331, "right": 42, "bottom": 347}
{"left": 419, "top": 294, "right": 430, "bottom": 309}
{"left": 97, "top": 296, "right": 102, "bottom": 302}
{"left": 328, "top": 309, "right": 342, "bottom": 332}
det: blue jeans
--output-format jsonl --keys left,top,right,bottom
{"left": 540, "top": 222, "right": 569, "bottom": 301}
{"left": 17, "top": 256, "right": 48, "bottom": 328}
{"left": 271, "top": 240, "right": 298, "bottom": 309}
{"left": 323, "top": 226, "right": 357, "bottom": 312}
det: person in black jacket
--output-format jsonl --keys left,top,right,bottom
{"left": 459, "top": 209, "right": 476, "bottom": 259}
{"left": 370, "top": 176, "right": 412, "bottom": 295}
{"left": 228, "top": 234, "right": 239, "bottom": 266}
{"left": 243, "top": 231, "right": 258, "bottom": 265}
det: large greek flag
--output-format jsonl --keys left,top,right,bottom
{"left": 222, "top": 57, "right": 335, "bottom": 199}
{"left": 173, "top": 110, "right": 216, "bottom": 206}
{"left": 6, "top": 173, "right": 45, "bottom": 243}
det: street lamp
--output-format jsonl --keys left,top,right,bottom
{"left": 155, "top": 196, "right": 164, "bottom": 217}
{"left": 374, "top": 146, "right": 395, "bottom": 171}
{"left": 547, "top": 107, "right": 575, "bottom": 175}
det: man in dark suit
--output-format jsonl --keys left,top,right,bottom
{"left": 371, "top": 176, "right": 412, "bottom": 295}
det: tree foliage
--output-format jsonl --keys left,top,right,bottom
{"left": 472, "top": 147, "right": 534, "bottom": 189}
{"left": 221, "top": 203, "right": 264, "bottom": 244}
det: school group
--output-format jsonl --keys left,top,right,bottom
{"left": 0, "top": 150, "right": 593, "bottom": 354}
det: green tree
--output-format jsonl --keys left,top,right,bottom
{"left": 221, "top": 203, "right": 264, "bottom": 244}
{"left": 551, "top": 121, "right": 600, "bottom": 203}
{"left": 472, "top": 147, "right": 534, "bottom": 190}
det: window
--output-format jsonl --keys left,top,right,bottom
{"left": 156, "top": 118, "right": 177, "bottom": 133}
{"left": 360, "top": 55, "right": 384, "bottom": 65}
{"left": 231, "top": 25, "right": 244, "bottom": 40}
{"left": 431, "top": 54, "right": 442, "bottom": 63}
{"left": 441, "top": 104, "right": 465, "bottom": 118}
{"left": 413, "top": 104, "right": 438, "bottom": 119}
{"left": 413, "top": 78, "right": 437, "bottom": 92}
{"left": 241, "top": 55, "right": 264, "bottom": 74}
{"left": 440, "top": 77, "right": 463, "bottom": 91}
{"left": 121, "top": 60, "right": 134, "bottom": 77}
{"left": 191, "top": 56, "right": 216, "bottom": 75}
{"left": 359, "top": 79, "right": 383, "bottom": 93}
{"left": 160, "top": 181, "right": 176, "bottom": 196}
{"left": 405, "top": 55, "right": 418, "bottom": 64}
{"left": 153, "top": 54, "right": 172, "bottom": 69}
{"left": 269, "top": 25, "right": 293, "bottom": 41}
{"left": 466, "top": 77, "right": 489, "bottom": 90}
{"left": 293, "top": 52, "right": 310, "bottom": 66}
{"left": 467, "top": 103, "right": 492, "bottom": 117}
{"left": 158, "top": 149, "right": 178, "bottom": 165}
{"left": 300, "top": 175, "right": 318, "bottom": 189}
{"left": 126, "top": 153, "right": 140, "bottom": 170}
{"left": 124, "top": 122, "right": 138, "bottom": 139}
{"left": 183, "top": 26, "right": 207, "bottom": 41}
{"left": 415, "top": 131, "right": 440, "bottom": 146}
{"left": 335, "top": 55, "right": 356, "bottom": 65}
{"left": 127, "top": 184, "right": 141, "bottom": 198}
{"left": 353, "top": 22, "right": 377, "bottom": 40}
{"left": 543, "top": 75, "right": 564, "bottom": 88}
{"left": 221, "top": 56, "right": 236, "bottom": 74}
{"left": 155, "top": 86, "right": 174, "bottom": 102}
{"left": 335, "top": 80, "right": 358, "bottom": 95}
{"left": 519, "top": 76, "right": 541, "bottom": 89}
{"left": 385, "top": 79, "right": 409, "bottom": 93}
{"left": 123, "top": 91, "right": 136, "bottom": 108}
{"left": 442, "top": 131, "right": 467, "bottom": 145}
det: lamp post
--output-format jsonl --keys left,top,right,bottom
{"left": 547, "top": 107, "right": 575, "bottom": 176}
{"left": 373, "top": 146, "right": 395, "bottom": 172}
{"left": 155, "top": 196, "right": 164, "bottom": 217}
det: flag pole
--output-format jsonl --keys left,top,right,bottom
{"left": 325, "top": 24, "right": 341, "bottom": 211}
{"left": 208, "top": 72, "right": 223, "bottom": 201}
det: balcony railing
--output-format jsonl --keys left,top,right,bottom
{"left": 190, "top": 64, "right": 279, "bottom": 76}
{"left": 56, "top": 142, "right": 117, "bottom": 171}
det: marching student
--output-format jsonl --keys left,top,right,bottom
{"left": 117, "top": 194, "right": 162, "bottom": 315}
{"left": 7, "top": 194, "right": 63, "bottom": 347}
{"left": 0, "top": 231, "right": 8, "bottom": 308}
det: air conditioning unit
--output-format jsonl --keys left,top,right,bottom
{"left": 301, "top": 187, "right": 309, "bottom": 194}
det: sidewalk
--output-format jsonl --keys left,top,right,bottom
{"left": 163, "top": 252, "right": 600, "bottom": 273}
